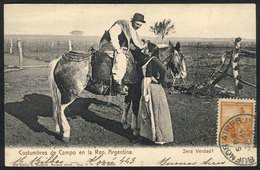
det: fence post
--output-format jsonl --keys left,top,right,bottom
{"left": 51, "top": 41, "right": 54, "bottom": 48}
{"left": 232, "top": 37, "right": 242, "bottom": 97}
{"left": 17, "top": 38, "right": 23, "bottom": 69}
{"left": 45, "top": 42, "right": 47, "bottom": 59}
{"left": 10, "top": 38, "right": 13, "bottom": 54}
{"left": 50, "top": 42, "right": 54, "bottom": 60}
{"left": 57, "top": 41, "right": 60, "bottom": 57}
{"left": 68, "top": 39, "right": 72, "bottom": 51}
{"left": 194, "top": 42, "right": 200, "bottom": 85}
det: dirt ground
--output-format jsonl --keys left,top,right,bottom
{"left": 4, "top": 54, "right": 256, "bottom": 147}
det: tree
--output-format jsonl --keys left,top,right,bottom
{"left": 149, "top": 19, "right": 175, "bottom": 43}
{"left": 70, "top": 30, "right": 84, "bottom": 36}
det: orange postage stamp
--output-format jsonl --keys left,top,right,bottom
{"left": 218, "top": 98, "right": 256, "bottom": 165}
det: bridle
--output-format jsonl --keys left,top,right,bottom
{"left": 142, "top": 41, "right": 187, "bottom": 87}
{"left": 143, "top": 41, "right": 184, "bottom": 73}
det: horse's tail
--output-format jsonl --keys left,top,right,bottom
{"left": 49, "top": 57, "right": 61, "bottom": 133}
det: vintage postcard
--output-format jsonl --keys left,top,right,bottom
{"left": 4, "top": 4, "right": 256, "bottom": 167}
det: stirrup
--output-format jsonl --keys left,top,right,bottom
{"left": 113, "top": 84, "right": 128, "bottom": 95}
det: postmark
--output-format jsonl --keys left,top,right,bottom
{"left": 218, "top": 98, "right": 256, "bottom": 165}
{"left": 4, "top": 4, "right": 257, "bottom": 167}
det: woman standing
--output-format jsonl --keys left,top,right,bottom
{"left": 138, "top": 56, "right": 174, "bottom": 145}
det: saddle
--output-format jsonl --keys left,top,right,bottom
{"left": 62, "top": 51, "right": 90, "bottom": 62}
{"left": 86, "top": 51, "right": 139, "bottom": 95}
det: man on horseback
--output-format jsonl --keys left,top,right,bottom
{"left": 99, "top": 13, "right": 147, "bottom": 95}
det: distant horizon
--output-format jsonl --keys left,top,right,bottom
{"left": 4, "top": 34, "right": 256, "bottom": 41}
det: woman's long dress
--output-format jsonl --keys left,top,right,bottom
{"left": 138, "top": 77, "right": 174, "bottom": 144}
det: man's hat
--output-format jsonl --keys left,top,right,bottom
{"left": 132, "top": 13, "right": 146, "bottom": 23}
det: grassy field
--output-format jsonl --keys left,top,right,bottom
{"left": 4, "top": 34, "right": 256, "bottom": 147}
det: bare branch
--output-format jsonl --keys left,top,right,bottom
{"left": 149, "top": 19, "right": 176, "bottom": 42}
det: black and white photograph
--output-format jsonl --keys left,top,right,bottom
{"left": 4, "top": 3, "right": 257, "bottom": 167}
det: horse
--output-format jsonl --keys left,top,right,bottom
{"left": 49, "top": 41, "right": 184, "bottom": 143}
{"left": 145, "top": 41, "right": 187, "bottom": 88}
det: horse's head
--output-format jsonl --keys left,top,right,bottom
{"left": 142, "top": 40, "right": 187, "bottom": 80}
{"left": 165, "top": 41, "right": 186, "bottom": 79}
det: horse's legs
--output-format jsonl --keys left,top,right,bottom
{"left": 131, "top": 112, "right": 138, "bottom": 136}
{"left": 51, "top": 75, "right": 61, "bottom": 133}
{"left": 121, "top": 99, "right": 131, "bottom": 129}
{"left": 130, "top": 86, "right": 141, "bottom": 137}
{"left": 172, "top": 78, "right": 176, "bottom": 89}
{"left": 170, "top": 70, "right": 176, "bottom": 90}
{"left": 59, "top": 98, "right": 75, "bottom": 142}
{"left": 49, "top": 58, "right": 62, "bottom": 134}
{"left": 182, "top": 78, "right": 187, "bottom": 87}
{"left": 131, "top": 99, "right": 139, "bottom": 136}
{"left": 52, "top": 92, "right": 61, "bottom": 133}
{"left": 122, "top": 95, "right": 139, "bottom": 136}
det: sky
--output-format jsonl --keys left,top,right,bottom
{"left": 4, "top": 4, "right": 256, "bottom": 39}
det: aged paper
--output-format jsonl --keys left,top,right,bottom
{"left": 4, "top": 4, "right": 256, "bottom": 167}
